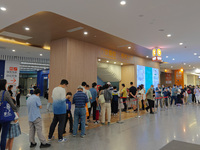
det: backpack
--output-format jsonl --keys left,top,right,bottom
{"left": 0, "top": 91, "right": 15, "bottom": 123}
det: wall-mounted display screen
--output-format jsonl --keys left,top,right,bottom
{"left": 137, "top": 65, "right": 159, "bottom": 91}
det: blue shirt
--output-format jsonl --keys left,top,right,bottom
{"left": 73, "top": 91, "right": 88, "bottom": 107}
{"left": 90, "top": 88, "right": 97, "bottom": 103}
{"left": 172, "top": 88, "right": 178, "bottom": 96}
{"left": 26, "top": 95, "right": 42, "bottom": 122}
{"left": 112, "top": 90, "right": 119, "bottom": 101}
{"left": 163, "top": 91, "right": 168, "bottom": 97}
{"left": 66, "top": 99, "right": 71, "bottom": 111}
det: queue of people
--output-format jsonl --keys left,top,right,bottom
{"left": 1, "top": 77, "right": 200, "bottom": 150}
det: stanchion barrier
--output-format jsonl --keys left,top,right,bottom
{"left": 117, "top": 97, "right": 138, "bottom": 123}
{"left": 135, "top": 98, "right": 141, "bottom": 118}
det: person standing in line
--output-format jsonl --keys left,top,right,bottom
{"left": 194, "top": 85, "right": 200, "bottom": 104}
{"left": 0, "top": 79, "right": 18, "bottom": 150}
{"left": 45, "top": 89, "right": 52, "bottom": 111}
{"left": 107, "top": 82, "right": 113, "bottom": 91}
{"left": 48, "top": 79, "right": 68, "bottom": 143}
{"left": 155, "top": 84, "right": 163, "bottom": 110}
{"left": 101, "top": 84, "right": 113, "bottom": 125}
{"left": 140, "top": 84, "right": 146, "bottom": 110}
{"left": 187, "top": 86, "right": 192, "bottom": 104}
{"left": 163, "top": 88, "right": 169, "bottom": 109}
{"left": 26, "top": 88, "right": 51, "bottom": 148}
{"left": 129, "top": 82, "right": 137, "bottom": 112}
{"left": 73, "top": 86, "right": 88, "bottom": 138}
{"left": 191, "top": 85, "right": 195, "bottom": 103}
{"left": 63, "top": 92, "right": 73, "bottom": 134}
{"left": 120, "top": 84, "right": 128, "bottom": 112}
{"left": 111, "top": 86, "right": 119, "bottom": 115}
{"left": 16, "top": 86, "right": 21, "bottom": 107}
{"left": 146, "top": 85, "right": 154, "bottom": 114}
{"left": 171, "top": 85, "right": 178, "bottom": 106}
{"left": 8, "top": 85, "right": 16, "bottom": 104}
{"left": 89, "top": 82, "right": 98, "bottom": 124}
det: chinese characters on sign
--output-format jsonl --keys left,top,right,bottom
{"left": 152, "top": 48, "right": 162, "bottom": 62}
{"left": 165, "top": 73, "right": 172, "bottom": 84}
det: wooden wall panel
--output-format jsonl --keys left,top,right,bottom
{"left": 120, "top": 65, "right": 135, "bottom": 90}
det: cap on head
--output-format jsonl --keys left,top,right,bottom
{"left": 107, "top": 82, "right": 111, "bottom": 85}
{"left": 77, "top": 85, "right": 83, "bottom": 90}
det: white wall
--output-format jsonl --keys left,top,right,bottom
{"left": 187, "top": 74, "right": 197, "bottom": 85}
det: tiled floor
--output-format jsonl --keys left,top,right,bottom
{"left": 11, "top": 98, "right": 200, "bottom": 150}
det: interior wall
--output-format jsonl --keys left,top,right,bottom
{"left": 184, "top": 73, "right": 187, "bottom": 85}
{"left": 120, "top": 65, "right": 135, "bottom": 90}
{"left": 187, "top": 75, "right": 196, "bottom": 85}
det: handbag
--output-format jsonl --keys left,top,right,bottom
{"left": 0, "top": 91, "right": 15, "bottom": 123}
{"left": 98, "top": 94, "right": 105, "bottom": 104}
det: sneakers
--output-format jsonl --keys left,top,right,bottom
{"left": 58, "top": 138, "right": 67, "bottom": 143}
{"left": 30, "top": 142, "right": 37, "bottom": 148}
{"left": 48, "top": 136, "right": 54, "bottom": 141}
{"left": 101, "top": 123, "right": 105, "bottom": 125}
{"left": 94, "top": 121, "right": 98, "bottom": 124}
{"left": 85, "top": 124, "right": 88, "bottom": 127}
{"left": 80, "top": 135, "right": 85, "bottom": 138}
{"left": 40, "top": 143, "right": 51, "bottom": 148}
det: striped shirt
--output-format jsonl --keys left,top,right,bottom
{"left": 73, "top": 91, "right": 88, "bottom": 108}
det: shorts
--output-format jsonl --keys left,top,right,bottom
{"left": 7, "top": 123, "right": 21, "bottom": 139}
{"left": 130, "top": 98, "right": 137, "bottom": 105}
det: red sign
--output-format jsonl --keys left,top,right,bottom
{"left": 152, "top": 56, "right": 162, "bottom": 62}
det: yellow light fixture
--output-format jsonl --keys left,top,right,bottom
{"left": 180, "top": 68, "right": 184, "bottom": 72}
{"left": 43, "top": 45, "right": 50, "bottom": 50}
{"left": 0, "top": 36, "right": 30, "bottom": 46}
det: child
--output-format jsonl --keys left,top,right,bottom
{"left": 63, "top": 92, "right": 73, "bottom": 134}
{"left": 6, "top": 113, "right": 21, "bottom": 150}
{"left": 112, "top": 86, "right": 119, "bottom": 115}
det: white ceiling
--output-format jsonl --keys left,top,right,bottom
{"left": 1, "top": 0, "right": 200, "bottom": 71}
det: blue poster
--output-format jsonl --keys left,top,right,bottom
{"left": 153, "top": 68, "right": 159, "bottom": 89}
{"left": 145, "top": 67, "right": 153, "bottom": 91}
{"left": 137, "top": 65, "right": 145, "bottom": 87}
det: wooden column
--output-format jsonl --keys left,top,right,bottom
{"left": 49, "top": 38, "right": 98, "bottom": 102}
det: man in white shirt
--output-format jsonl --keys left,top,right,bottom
{"left": 48, "top": 79, "right": 68, "bottom": 143}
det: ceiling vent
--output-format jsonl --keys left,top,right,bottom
{"left": 67, "top": 27, "right": 84, "bottom": 33}
{"left": 0, "top": 31, "right": 32, "bottom": 40}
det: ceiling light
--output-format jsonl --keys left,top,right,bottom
{"left": 12, "top": 49, "right": 15, "bottom": 52}
{"left": 25, "top": 27, "right": 30, "bottom": 31}
{"left": 184, "top": 63, "right": 186, "bottom": 65}
{"left": 40, "top": 54, "right": 43, "bottom": 56}
{"left": 171, "top": 66, "right": 173, "bottom": 68}
{"left": 193, "top": 67, "right": 195, "bottom": 69}
{"left": 120, "top": 1, "right": 126, "bottom": 5}
{"left": 98, "top": 59, "right": 101, "bottom": 61}
{"left": 179, "top": 43, "right": 183, "bottom": 45}
{"left": 128, "top": 47, "right": 131, "bottom": 49}
{"left": 198, "top": 56, "right": 200, "bottom": 58}
{"left": 0, "top": 7, "right": 7, "bottom": 11}
{"left": 189, "top": 65, "right": 191, "bottom": 67}
{"left": 106, "top": 60, "right": 109, "bottom": 63}
{"left": 195, "top": 69, "right": 200, "bottom": 73}
{"left": 146, "top": 56, "right": 149, "bottom": 58}
{"left": 172, "top": 58, "right": 175, "bottom": 60}
{"left": 84, "top": 31, "right": 88, "bottom": 35}
{"left": 121, "top": 63, "right": 123, "bottom": 65}
{"left": 166, "top": 56, "right": 168, "bottom": 58}
{"left": 167, "top": 34, "right": 171, "bottom": 37}
{"left": 194, "top": 53, "right": 197, "bottom": 55}
{"left": 114, "top": 62, "right": 116, "bottom": 64}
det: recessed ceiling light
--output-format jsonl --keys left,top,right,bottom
{"left": 128, "top": 47, "right": 131, "bottom": 49}
{"left": 193, "top": 67, "right": 195, "bottom": 69}
{"left": 183, "top": 63, "right": 186, "bottom": 65}
{"left": 40, "top": 54, "right": 43, "bottom": 56}
{"left": 84, "top": 31, "right": 88, "bottom": 35}
{"left": 189, "top": 65, "right": 191, "bottom": 67}
{"left": 179, "top": 43, "right": 183, "bottom": 45}
{"left": 194, "top": 53, "right": 197, "bottom": 55}
{"left": 171, "top": 66, "right": 173, "bottom": 68}
{"left": 106, "top": 60, "right": 109, "bottom": 63}
{"left": 12, "top": 49, "right": 15, "bottom": 52}
{"left": 172, "top": 58, "right": 175, "bottom": 60}
{"left": 198, "top": 56, "right": 200, "bottom": 58}
{"left": 114, "top": 62, "right": 116, "bottom": 64}
{"left": 121, "top": 63, "right": 123, "bottom": 65}
{"left": 0, "top": 7, "right": 7, "bottom": 11}
{"left": 25, "top": 27, "right": 30, "bottom": 31}
{"left": 166, "top": 56, "right": 168, "bottom": 58}
{"left": 167, "top": 34, "right": 171, "bottom": 37}
{"left": 146, "top": 56, "right": 149, "bottom": 58}
{"left": 120, "top": 1, "right": 126, "bottom": 5}
{"left": 98, "top": 59, "right": 101, "bottom": 61}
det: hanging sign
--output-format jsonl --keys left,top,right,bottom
{"left": 152, "top": 48, "right": 162, "bottom": 62}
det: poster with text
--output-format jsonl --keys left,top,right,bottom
{"left": 4, "top": 61, "right": 20, "bottom": 96}
{"left": 137, "top": 65, "right": 145, "bottom": 87}
{"left": 153, "top": 68, "right": 159, "bottom": 89}
{"left": 145, "top": 67, "right": 153, "bottom": 91}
